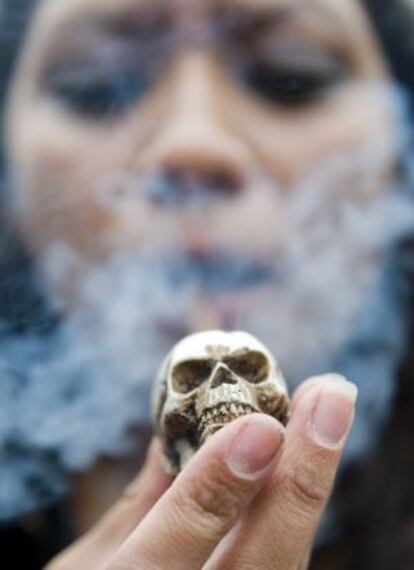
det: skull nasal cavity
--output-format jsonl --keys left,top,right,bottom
{"left": 210, "top": 366, "right": 238, "bottom": 389}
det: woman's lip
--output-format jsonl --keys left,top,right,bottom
{"left": 156, "top": 281, "right": 276, "bottom": 337}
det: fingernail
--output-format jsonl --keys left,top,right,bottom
{"left": 323, "top": 373, "right": 349, "bottom": 383}
{"left": 312, "top": 382, "right": 358, "bottom": 446}
{"left": 292, "top": 373, "right": 348, "bottom": 413}
{"left": 227, "top": 415, "right": 283, "bottom": 479}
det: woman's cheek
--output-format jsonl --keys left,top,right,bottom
{"left": 230, "top": 83, "right": 398, "bottom": 189}
{"left": 8, "top": 112, "right": 125, "bottom": 257}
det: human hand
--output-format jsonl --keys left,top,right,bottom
{"left": 46, "top": 374, "right": 357, "bottom": 570}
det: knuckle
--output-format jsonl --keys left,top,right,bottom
{"left": 175, "top": 462, "right": 245, "bottom": 536}
{"left": 280, "top": 461, "right": 330, "bottom": 511}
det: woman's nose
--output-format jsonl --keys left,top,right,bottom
{"left": 139, "top": 55, "right": 251, "bottom": 205}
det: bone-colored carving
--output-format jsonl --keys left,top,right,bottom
{"left": 152, "top": 330, "right": 291, "bottom": 473}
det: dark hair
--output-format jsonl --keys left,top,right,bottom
{"left": 0, "top": 2, "right": 59, "bottom": 334}
{"left": 0, "top": 0, "right": 36, "bottom": 169}
{"left": 364, "top": 0, "right": 414, "bottom": 107}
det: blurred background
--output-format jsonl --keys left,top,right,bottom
{"left": 1, "top": 0, "right": 414, "bottom": 568}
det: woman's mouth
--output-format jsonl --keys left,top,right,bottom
{"left": 154, "top": 249, "right": 282, "bottom": 335}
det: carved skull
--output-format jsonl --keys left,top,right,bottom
{"left": 152, "top": 330, "right": 290, "bottom": 473}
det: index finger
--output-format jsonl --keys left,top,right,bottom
{"left": 106, "top": 413, "right": 284, "bottom": 570}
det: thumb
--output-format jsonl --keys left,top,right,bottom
{"left": 107, "top": 414, "right": 285, "bottom": 570}
{"left": 47, "top": 439, "right": 173, "bottom": 570}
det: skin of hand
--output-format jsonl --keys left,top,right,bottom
{"left": 46, "top": 373, "right": 357, "bottom": 570}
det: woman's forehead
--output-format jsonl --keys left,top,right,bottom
{"left": 36, "top": 0, "right": 367, "bottom": 31}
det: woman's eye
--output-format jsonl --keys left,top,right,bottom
{"left": 43, "top": 67, "right": 149, "bottom": 119}
{"left": 241, "top": 62, "right": 345, "bottom": 106}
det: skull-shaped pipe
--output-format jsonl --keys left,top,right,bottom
{"left": 152, "top": 330, "right": 291, "bottom": 473}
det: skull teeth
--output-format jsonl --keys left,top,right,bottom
{"left": 199, "top": 402, "right": 257, "bottom": 433}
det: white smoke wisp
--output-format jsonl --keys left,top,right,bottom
{"left": 245, "top": 138, "right": 413, "bottom": 376}
{"left": 1, "top": 84, "right": 414, "bottom": 522}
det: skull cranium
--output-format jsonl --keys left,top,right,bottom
{"left": 152, "top": 330, "right": 290, "bottom": 473}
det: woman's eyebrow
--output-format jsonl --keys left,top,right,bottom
{"left": 47, "top": 5, "right": 172, "bottom": 50}
{"left": 212, "top": 0, "right": 347, "bottom": 35}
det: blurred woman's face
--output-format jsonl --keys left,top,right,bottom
{"left": 4, "top": 1, "right": 413, "bottom": 527}
{"left": 4, "top": 0, "right": 401, "bottom": 336}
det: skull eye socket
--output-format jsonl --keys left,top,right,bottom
{"left": 224, "top": 351, "right": 269, "bottom": 384}
{"left": 171, "top": 359, "right": 215, "bottom": 393}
